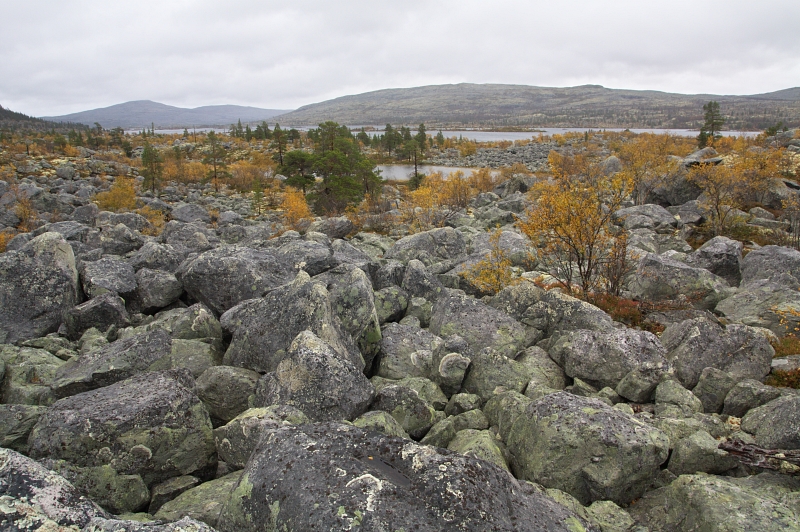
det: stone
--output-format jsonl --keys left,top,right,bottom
{"left": 51, "top": 329, "right": 173, "bottom": 398}
{"left": 615, "top": 365, "right": 666, "bottom": 403}
{"left": 0, "top": 345, "right": 64, "bottom": 405}
{"left": 272, "top": 237, "right": 338, "bottom": 276}
{"left": 722, "top": 379, "right": 782, "bottom": 418}
{"left": 384, "top": 226, "right": 467, "bottom": 266}
{"left": 178, "top": 246, "right": 296, "bottom": 316}
{"left": 0, "top": 404, "right": 47, "bottom": 451}
{"left": 253, "top": 330, "right": 374, "bottom": 422}
{"left": 373, "top": 286, "right": 409, "bottom": 324}
{"left": 195, "top": 366, "right": 260, "bottom": 424}
{"left": 661, "top": 317, "right": 774, "bottom": 389}
{"left": 64, "top": 291, "right": 130, "bottom": 341}
{"left": 81, "top": 256, "right": 137, "bottom": 298}
{"left": 149, "top": 475, "right": 201, "bottom": 514}
{"left": 29, "top": 369, "right": 216, "bottom": 487}
{"left": 519, "top": 289, "right": 615, "bottom": 339}
{"left": 0, "top": 232, "right": 80, "bottom": 343}
{"left": 740, "top": 244, "right": 800, "bottom": 286}
{"left": 222, "top": 271, "right": 363, "bottom": 374}
{"left": 628, "top": 252, "right": 731, "bottom": 310}
{"left": 129, "top": 241, "right": 184, "bottom": 272}
{"left": 374, "top": 322, "right": 444, "bottom": 380}
{"left": 685, "top": 235, "right": 743, "bottom": 286}
{"left": 445, "top": 393, "right": 482, "bottom": 416}
{"left": 447, "top": 429, "right": 508, "bottom": 471}
{"left": 483, "top": 390, "right": 533, "bottom": 441}
{"left": 400, "top": 259, "right": 446, "bottom": 303}
{"left": 134, "top": 268, "right": 184, "bottom": 312}
{"left": 83, "top": 516, "right": 215, "bottom": 531}
{"left": 548, "top": 328, "right": 669, "bottom": 390}
{"left": 171, "top": 204, "right": 211, "bottom": 224}
{"left": 506, "top": 392, "right": 669, "bottom": 505}
{"left": 629, "top": 473, "right": 800, "bottom": 532}
{"left": 155, "top": 471, "right": 242, "bottom": 528}
{"left": 613, "top": 204, "right": 677, "bottom": 232}
{"left": 429, "top": 290, "right": 532, "bottom": 359}
{"left": 99, "top": 223, "right": 145, "bottom": 255}
{"left": 655, "top": 379, "right": 704, "bottom": 418}
{"left": 0, "top": 448, "right": 108, "bottom": 530}
{"left": 715, "top": 275, "right": 800, "bottom": 336}
{"left": 213, "top": 406, "right": 309, "bottom": 469}
{"left": 691, "top": 367, "right": 738, "bottom": 414}
{"left": 666, "top": 430, "right": 738, "bottom": 476}
{"left": 216, "top": 422, "right": 591, "bottom": 532}
{"left": 461, "top": 347, "right": 534, "bottom": 401}
{"left": 517, "top": 345, "right": 567, "bottom": 391}
{"left": 741, "top": 395, "right": 800, "bottom": 449}
{"left": 148, "top": 338, "right": 223, "bottom": 378}
{"left": 420, "top": 409, "right": 489, "bottom": 449}
{"left": 307, "top": 216, "right": 355, "bottom": 239}
{"left": 373, "top": 376, "right": 448, "bottom": 411}
{"left": 370, "top": 384, "right": 440, "bottom": 439}
{"left": 352, "top": 410, "right": 410, "bottom": 439}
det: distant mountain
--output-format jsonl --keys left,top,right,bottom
{"left": 276, "top": 83, "right": 800, "bottom": 130}
{"left": 1, "top": 104, "right": 88, "bottom": 132}
{"left": 42, "top": 101, "right": 292, "bottom": 129}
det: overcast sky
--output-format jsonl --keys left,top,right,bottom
{"left": 3, "top": 0, "right": 799, "bottom": 117}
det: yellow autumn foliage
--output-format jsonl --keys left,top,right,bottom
{"left": 93, "top": 176, "right": 137, "bottom": 212}
{"left": 281, "top": 187, "right": 312, "bottom": 229}
{"left": 459, "top": 229, "right": 518, "bottom": 295}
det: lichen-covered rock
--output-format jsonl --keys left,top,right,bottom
{"left": 401, "top": 259, "right": 446, "bottom": 302}
{"left": 447, "top": 429, "right": 508, "bottom": 471}
{"left": 517, "top": 345, "right": 567, "bottom": 391}
{"left": 666, "top": 430, "right": 738, "bottom": 476}
{"left": 370, "top": 384, "right": 441, "bottom": 439}
{"left": 213, "top": 405, "right": 309, "bottom": 469}
{"left": 384, "top": 226, "right": 467, "bottom": 266}
{"left": 691, "top": 367, "right": 738, "bottom": 414}
{"left": 128, "top": 303, "right": 222, "bottom": 343}
{"left": 129, "top": 241, "right": 185, "bottom": 273}
{"left": 195, "top": 366, "right": 260, "bottom": 424}
{"left": 445, "top": 393, "right": 482, "bottom": 416}
{"left": 83, "top": 516, "right": 216, "bottom": 531}
{"left": 307, "top": 216, "right": 355, "bottom": 239}
{"left": 352, "top": 410, "right": 410, "bottom": 439}
{"left": 51, "top": 329, "right": 173, "bottom": 398}
{"left": 506, "top": 392, "right": 669, "bottom": 505}
{"left": 147, "top": 338, "right": 222, "bottom": 378}
{"left": 629, "top": 473, "right": 800, "bottom": 532}
{"left": 741, "top": 395, "right": 800, "bottom": 449}
{"left": 99, "top": 223, "right": 145, "bottom": 255}
{"left": 253, "top": 330, "right": 374, "bottom": 422}
{"left": 133, "top": 268, "right": 184, "bottom": 313}
{"left": 222, "top": 271, "right": 363, "bottom": 374}
{"left": 520, "top": 289, "right": 615, "bottom": 339}
{"left": 715, "top": 275, "right": 800, "bottom": 336}
{"left": 155, "top": 471, "right": 242, "bottom": 527}
{"left": 0, "top": 232, "right": 80, "bottom": 343}
{"left": 373, "top": 286, "right": 409, "bottom": 324}
{"left": 660, "top": 317, "right": 774, "bottom": 389}
{"left": 80, "top": 256, "right": 137, "bottom": 298}
{"left": 722, "top": 378, "right": 782, "bottom": 418}
{"left": 149, "top": 475, "right": 201, "bottom": 515}
{"left": 739, "top": 244, "right": 800, "bottom": 286}
{"left": 461, "top": 347, "right": 534, "bottom": 400}
{"left": 0, "top": 345, "right": 64, "bottom": 405}
{"left": 429, "top": 290, "right": 532, "bottom": 359}
{"left": 420, "top": 409, "right": 489, "bottom": 449}
{"left": 177, "top": 245, "right": 296, "bottom": 316}
{"left": 628, "top": 252, "right": 731, "bottom": 310}
{"left": 372, "top": 376, "right": 448, "bottom": 411}
{"left": 685, "top": 235, "right": 743, "bottom": 286}
{"left": 0, "top": 404, "right": 46, "bottom": 451}
{"left": 655, "top": 379, "right": 704, "bottom": 418}
{"left": 29, "top": 369, "right": 216, "bottom": 487}
{"left": 548, "top": 328, "right": 668, "bottom": 390}
{"left": 0, "top": 448, "right": 108, "bottom": 530}
{"left": 374, "top": 322, "right": 444, "bottom": 380}
{"left": 64, "top": 291, "right": 130, "bottom": 341}
{"left": 216, "top": 422, "right": 595, "bottom": 532}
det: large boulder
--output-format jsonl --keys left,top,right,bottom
{"left": 129, "top": 241, "right": 185, "bottom": 273}
{"left": 0, "top": 404, "right": 47, "bottom": 451}
{"left": 307, "top": 216, "right": 355, "bottom": 239}
{"left": 253, "top": 330, "right": 374, "bottom": 422}
{"left": 384, "top": 226, "right": 467, "bottom": 266}
{"left": 629, "top": 473, "right": 800, "bottom": 532}
{"left": 740, "top": 244, "right": 800, "bottom": 286}
{"left": 80, "top": 256, "right": 137, "bottom": 298}
{"left": 0, "top": 232, "right": 80, "bottom": 343}
{"left": 154, "top": 471, "right": 242, "bottom": 528}
{"left": 684, "top": 235, "right": 743, "bottom": 287}
{"left": 374, "top": 322, "right": 445, "bottom": 380}
{"left": 506, "top": 392, "right": 669, "bottom": 505}
{"left": 133, "top": 268, "right": 184, "bottom": 313}
{"left": 194, "top": 365, "right": 260, "bottom": 424}
{"left": 178, "top": 246, "right": 296, "bottom": 316}
{"left": 660, "top": 317, "right": 774, "bottom": 389}
{"left": 612, "top": 204, "right": 677, "bottom": 232}
{"left": 222, "top": 271, "right": 363, "bottom": 373}
{"left": 28, "top": 369, "right": 216, "bottom": 487}
{"left": 171, "top": 203, "right": 211, "bottom": 224}
{"left": 741, "top": 395, "right": 800, "bottom": 449}
{"left": 722, "top": 378, "right": 782, "bottom": 418}
{"left": 1, "top": 345, "right": 64, "bottom": 405}
{"left": 216, "top": 422, "right": 594, "bottom": 532}
{"left": 461, "top": 347, "right": 534, "bottom": 401}
{"left": 429, "top": 290, "right": 532, "bottom": 359}
{"left": 548, "top": 328, "right": 669, "bottom": 390}
{"left": 715, "top": 274, "right": 800, "bottom": 336}
{"left": 51, "top": 329, "right": 173, "bottom": 398}
{"left": 628, "top": 252, "right": 731, "bottom": 310}
{"left": 63, "top": 292, "right": 130, "bottom": 340}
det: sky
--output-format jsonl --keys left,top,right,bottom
{"left": 2, "top": 0, "right": 799, "bottom": 117}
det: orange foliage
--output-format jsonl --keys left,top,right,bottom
{"left": 281, "top": 187, "right": 312, "bottom": 229}
{"left": 459, "top": 229, "right": 518, "bottom": 295}
{"left": 93, "top": 176, "right": 137, "bottom": 212}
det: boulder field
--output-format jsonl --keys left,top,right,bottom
{"left": 1, "top": 166, "right": 800, "bottom": 531}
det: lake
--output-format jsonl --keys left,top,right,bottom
{"left": 364, "top": 128, "right": 759, "bottom": 142}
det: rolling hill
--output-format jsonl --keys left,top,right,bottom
{"left": 275, "top": 83, "right": 800, "bottom": 130}
{"left": 42, "top": 101, "right": 291, "bottom": 129}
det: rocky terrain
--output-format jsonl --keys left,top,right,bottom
{"left": 2, "top": 141, "right": 800, "bottom": 531}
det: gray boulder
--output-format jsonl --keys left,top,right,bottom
{"left": 127, "top": 303, "right": 222, "bottom": 343}
{"left": 1, "top": 345, "right": 64, "bottom": 405}
{"left": 129, "top": 241, "right": 185, "bottom": 272}
{"left": 84, "top": 516, "right": 215, "bottom": 531}
{"left": 213, "top": 405, "right": 309, "bottom": 469}
{"left": 0, "top": 404, "right": 47, "bottom": 451}
{"left": 740, "top": 244, "right": 800, "bottom": 286}
{"left": 194, "top": 366, "right": 260, "bottom": 424}
{"left": 461, "top": 347, "right": 533, "bottom": 400}
{"left": 0, "top": 232, "right": 80, "bottom": 343}
{"left": 352, "top": 410, "right": 410, "bottom": 439}
{"left": 661, "top": 317, "right": 774, "bottom": 389}
{"left": 629, "top": 252, "right": 731, "bottom": 310}
{"left": 178, "top": 246, "right": 296, "bottom": 316}
{"left": 384, "top": 226, "right": 467, "bottom": 266}
{"left": 666, "top": 430, "right": 738, "bottom": 476}
{"left": 401, "top": 258, "right": 445, "bottom": 301}
{"left": 691, "top": 367, "right": 738, "bottom": 413}
{"left": 521, "top": 290, "right": 615, "bottom": 339}
{"left": 307, "top": 216, "right": 355, "bottom": 239}
{"left": 741, "top": 395, "right": 800, "bottom": 449}
{"left": 171, "top": 204, "right": 211, "bottom": 224}
{"left": 253, "top": 330, "right": 374, "bottom": 422}
{"left": 51, "top": 329, "right": 173, "bottom": 398}
{"left": 654, "top": 379, "right": 703, "bottom": 418}
{"left": 64, "top": 292, "right": 130, "bottom": 341}
{"left": 273, "top": 237, "right": 338, "bottom": 276}
{"left": 629, "top": 473, "right": 800, "bottom": 532}
{"left": 80, "top": 256, "right": 137, "bottom": 298}
{"left": 216, "top": 422, "right": 594, "bottom": 532}
{"left": 613, "top": 204, "right": 677, "bottom": 232}
{"left": 374, "top": 322, "right": 444, "bottom": 380}
{"left": 29, "top": 369, "right": 216, "bottom": 487}
{"left": 506, "top": 392, "right": 669, "bottom": 505}
{"left": 370, "top": 383, "right": 441, "bottom": 439}
{"left": 133, "top": 268, "right": 184, "bottom": 312}
{"left": 154, "top": 471, "right": 242, "bottom": 528}
{"left": 420, "top": 409, "right": 489, "bottom": 448}
{"left": 722, "top": 379, "right": 782, "bottom": 418}
{"left": 715, "top": 274, "right": 800, "bottom": 336}
{"left": 373, "top": 286, "right": 409, "bottom": 324}
{"left": 548, "top": 328, "right": 669, "bottom": 390}
{"left": 163, "top": 221, "right": 218, "bottom": 253}
{"left": 429, "top": 290, "right": 532, "bottom": 359}
{"left": 222, "top": 271, "right": 363, "bottom": 373}
{"left": 99, "top": 223, "right": 145, "bottom": 255}
{"left": 447, "top": 429, "right": 508, "bottom": 471}
{"left": 685, "top": 235, "right": 743, "bottom": 286}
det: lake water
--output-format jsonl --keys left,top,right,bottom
{"left": 364, "top": 128, "right": 758, "bottom": 142}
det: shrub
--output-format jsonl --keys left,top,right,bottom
{"left": 0, "top": 230, "right": 15, "bottom": 252}
{"left": 459, "top": 229, "right": 517, "bottom": 295}
{"left": 14, "top": 197, "right": 37, "bottom": 232}
{"left": 93, "top": 176, "right": 137, "bottom": 212}
{"left": 765, "top": 368, "right": 800, "bottom": 389}
{"left": 137, "top": 205, "right": 166, "bottom": 236}
{"left": 281, "top": 187, "right": 312, "bottom": 229}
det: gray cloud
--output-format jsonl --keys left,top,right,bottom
{"left": 2, "top": 0, "right": 798, "bottom": 116}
